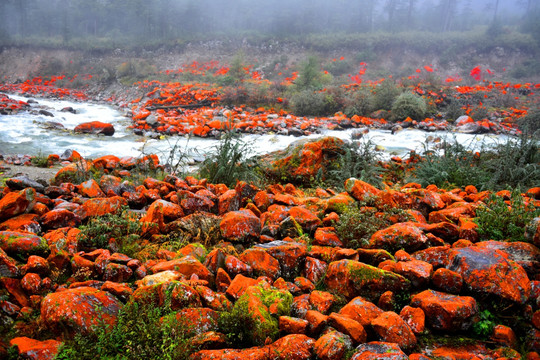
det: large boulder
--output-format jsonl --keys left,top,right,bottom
{"left": 325, "top": 259, "right": 410, "bottom": 300}
{"left": 220, "top": 209, "right": 261, "bottom": 243}
{"left": 448, "top": 246, "right": 531, "bottom": 304}
{"left": 410, "top": 290, "right": 477, "bottom": 332}
{"left": 74, "top": 121, "right": 115, "bottom": 136}
{"left": 0, "top": 188, "right": 36, "bottom": 221}
{"left": 0, "top": 231, "right": 49, "bottom": 260}
{"left": 40, "top": 287, "right": 122, "bottom": 336}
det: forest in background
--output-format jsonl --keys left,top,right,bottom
{"left": 0, "top": 0, "right": 539, "bottom": 49}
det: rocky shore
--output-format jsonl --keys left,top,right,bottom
{"left": 0, "top": 136, "right": 539, "bottom": 359}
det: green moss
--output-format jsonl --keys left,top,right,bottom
{"left": 219, "top": 284, "right": 292, "bottom": 347}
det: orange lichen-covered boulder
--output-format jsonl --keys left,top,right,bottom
{"left": 448, "top": 246, "right": 531, "bottom": 304}
{"left": 0, "top": 231, "right": 49, "bottom": 259}
{"left": 77, "top": 179, "right": 105, "bottom": 198}
{"left": 350, "top": 342, "right": 408, "bottom": 360}
{"left": 371, "top": 311, "right": 417, "bottom": 351}
{"left": 314, "top": 330, "right": 353, "bottom": 360}
{"left": 40, "top": 209, "right": 82, "bottom": 230}
{"left": 325, "top": 259, "right": 410, "bottom": 301}
{"left": 257, "top": 241, "right": 308, "bottom": 280}
{"left": 9, "top": 337, "right": 63, "bottom": 360}
{"left": 264, "top": 137, "right": 345, "bottom": 183}
{"left": 345, "top": 178, "right": 381, "bottom": 202}
{"left": 410, "top": 290, "right": 477, "bottom": 332}
{"left": 220, "top": 209, "right": 261, "bottom": 243}
{"left": 74, "top": 121, "right": 115, "bottom": 136}
{"left": 52, "top": 160, "right": 91, "bottom": 185}
{"left": 76, "top": 196, "right": 127, "bottom": 220}
{"left": 0, "top": 187, "right": 36, "bottom": 221}
{"left": 40, "top": 286, "right": 122, "bottom": 336}
{"left": 0, "top": 213, "right": 41, "bottom": 233}
{"left": 267, "top": 334, "right": 315, "bottom": 359}
{"left": 339, "top": 296, "right": 384, "bottom": 327}
{"left": 288, "top": 206, "right": 322, "bottom": 233}
{"left": 151, "top": 256, "right": 213, "bottom": 283}
{"left": 239, "top": 248, "right": 281, "bottom": 280}
{"left": 474, "top": 240, "right": 540, "bottom": 278}
{"left": 368, "top": 222, "right": 429, "bottom": 253}
{"left": 164, "top": 307, "right": 218, "bottom": 336}
{"left": 132, "top": 281, "right": 202, "bottom": 310}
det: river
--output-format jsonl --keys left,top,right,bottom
{"left": 0, "top": 94, "right": 508, "bottom": 164}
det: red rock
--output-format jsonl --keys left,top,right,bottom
{"left": 166, "top": 307, "right": 218, "bottom": 336}
{"left": 328, "top": 312, "right": 367, "bottom": 344}
{"left": 292, "top": 294, "right": 311, "bottom": 318}
{"left": 225, "top": 274, "right": 260, "bottom": 300}
{"left": 40, "top": 209, "right": 81, "bottom": 230}
{"left": 475, "top": 240, "right": 540, "bottom": 279}
{"left": 313, "top": 227, "right": 342, "bottom": 247}
{"left": 350, "top": 342, "right": 408, "bottom": 360}
{"left": 103, "top": 262, "right": 133, "bottom": 282}
{"left": 393, "top": 259, "right": 433, "bottom": 287}
{"left": 448, "top": 246, "right": 531, "bottom": 304}
{"left": 220, "top": 209, "right": 261, "bottom": 243}
{"left": 304, "top": 256, "right": 327, "bottom": 285}
{"left": 216, "top": 268, "right": 232, "bottom": 292}
{"left": 239, "top": 248, "right": 281, "bottom": 280}
{"left": 412, "top": 245, "right": 451, "bottom": 269}
{"left": 400, "top": 305, "right": 425, "bottom": 334}
{"left": 21, "top": 273, "right": 41, "bottom": 295}
{"left": 32, "top": 202, "right": 49, "bottom": 217}
{"left": 77, "top": 196, "right": 127, "bottom": 220}
{"left": 101, "top": 281, "right": 133, "bottom": 301}
{"left": 74, "top": 121, "right": 115, "bottom": 136}
{"left": 491, "top": 324, "right": 518, "bottom": 348}
{"left": 431, "top": 268, "right": 463, "bottom": 294}
{"left": 77, "top": 179, "right": 105, "bottom": 198}
{"left": 430, "top": 343, "right": 494, "bottom": 360}
{"left": 309, "top": 290, "right": 334, "bottom": 314}
{"left": 132, "top": 281, "right": 201, "bottom": 310}
{"left": 273, "top": 277, "right": 300, "bottom": 295}
{"left": 0, "top": 188, "right": 36, "bottom": 221}
{"left": 345, "top": 178, "right": 381, "bottom": 202}
{"left": 279, "top": 316, "right": 309, "bottom": 334}
{"left": 41, "top": 286, "right": 121, "bottom": 336}
{"left": 325, "top": 259, "right": 410, "bottom": 300}
{"left": 0, "top": 213, "right": 40, "bottom": 233}
{"left": 151, "top": 256, "right": 212, "bottom": 283}
{"left": 356, "top": 248, "right": 393, "bottom": 266}
{"left": 52, "top": 161, "right": 91, "bottom": 185}
{"left": 458, "top": 217, "right": 479, "bottom": 242}
{"left": 314, "top": 330, "right": 352, "bottom": 360}
{"left": 9, "top": 337, "right": 62, "bottom": 360}
{"left": 288, "top": 206, "right": 321, "bottom": 233}
{"left": 305, "top": 309, "right": 328, "bottom": 335}
{"left": 423, "top": 222, "right": 460, "bottom": 242}
{"left": 258, "top": 241, "right": 308, "bottom": 280}
{"left": 268, "top": 334, "right": 315, "bottom": 359}
{"left": 429, "top": 204, "right": 475, "bottom": 224}
{"left": 326, "top": 193, "right": 355, "bottom": 213}
{"left": 224, "top": 254, "right": 252, "bottom": 277}
{"left": 0, "top": 231, "right": 49, "bottom": 259}
{"left": 377, "top": 290, "right": 396, "bottom": 311}
{"left": 0, "top": 248, "right": 20, "bottom": 277}
{"left": 339, "top": 296, "right": 384, "bottom": 327}
{"left": 371, "top": 311, "right": 417, "bottom": 351}
{"left": 368, "top": 222, "right": 429, "bottom": 252}
{"left": 217, "top": 189, "right": 240, "bottom": 215}
{"left": 92, "top": 155, "right": 120, "bottom": 171}
{"left": 140, "top": 199, "right": 184, "bottom": 234}
{"left": 294, "top": 277, "right": 315, "bottom": 293}
{"left": 179, "top": 191, "right": 215, "bottom": 214}
{"left": 195, "top": 285, "right": 232, "bottom": 312}
{"left": 526, "top": 217, "right": 540, "bottom": 248}
{"left": 410, "top": 289, "right": 477, "bottom": 332}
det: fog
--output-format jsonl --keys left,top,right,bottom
{"left": 0, "top": 0, "right": 537, "bottom": 44}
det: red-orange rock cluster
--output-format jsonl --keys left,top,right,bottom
{"left": 1, "top": 142, "right": 539, "bottom": 359}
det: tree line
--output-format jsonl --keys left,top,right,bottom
{"left": 0, "top": 0, "right": 538, "bottom": 45}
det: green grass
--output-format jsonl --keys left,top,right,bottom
{"left": 475, "top": 189, "right": 540, "bottom": 243}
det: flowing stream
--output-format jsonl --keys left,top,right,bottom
{"left": 0, "top": 94, "right": 508, "bottom": 164}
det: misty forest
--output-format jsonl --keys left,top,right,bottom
{"left": 0, "top": 1, "right": 539, "bottom": 360}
